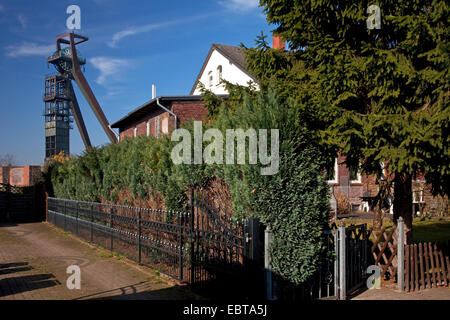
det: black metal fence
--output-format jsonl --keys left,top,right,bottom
{"left": 47, "top": 191, "right": 261, "bottom": 298}
{"left": 48, "top": 197, "right": 193, "bottom": 282}
{"left": 47, "top": 195, "right": 369, "bottom": 300}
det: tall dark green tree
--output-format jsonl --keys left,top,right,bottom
{"left": 244, "top": 0, "right": 449, "bottom": 243}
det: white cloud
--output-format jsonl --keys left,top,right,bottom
{"left": 109, "top": 14, "right": 213, "bottom": 48}
{"left": 109, "top": 22, "right": 165, "bottom": 48}
{"left": 90, "top": 56, "right": 131, "bottom": 85}
{"left": 5, "top": 42, "right": 54, "bottom": 58}
{"left": 220, "top": 0, "right": 260, "bottom": 11}
{"left": 17, "top": 13, "right": 27, "bottom": 28}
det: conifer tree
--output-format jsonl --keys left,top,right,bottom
{"left": 244, "top": 0, "right": 449, "bottom": 243}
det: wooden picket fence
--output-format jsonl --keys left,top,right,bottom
{"left": 404, "top": 242, "right": 450, "bottom": 292}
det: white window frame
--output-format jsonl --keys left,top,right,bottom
{"left": 161, "top": 117, "right": 169, "bottom": 134}
{"left": 146, "top": 120, "right": 151, "bottom": 137}
{"left": 413, "top": 190, "right": 424, "bottom": 203}
{"left": 208, "top": 71, "right": 213, "bottom": 88}
{"left": 350, "top": 165, "right": 362, "bottom": 184}
{"left": 380, "top": 161, "right": 387, "bottom": 180}
{"left": 133, "top": 127, "right": 137, "bottom": 138}
{"left": 216, "top": 65, "right": 222, "bottom": 85}
{"left": 326, "top": 158, "right": 338, "bottom": 184}
{"left": 155, "top": 117, "right": 160, "bottom": 138}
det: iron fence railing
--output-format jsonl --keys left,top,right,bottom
{"left": 47, "top": 195, "right": 260, "bottom": 298}
{"left": 48, "top": 197, "right": 370, "bottom": 300}
{"left": 47, "top": 197, "right": 190, "bottom": 282}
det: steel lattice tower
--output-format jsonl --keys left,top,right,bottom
{"left": 43, "top": 32, "right": 117, "bottom": 160}
{"left": 43, "top": 75, "right": 74, "bottom": 158}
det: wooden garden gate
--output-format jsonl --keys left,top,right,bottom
{"left": 369, "top": 223, "right": 398, "bottom": 279}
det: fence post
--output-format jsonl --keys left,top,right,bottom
{"left": 339, "top": 223, "right": 346, "bottom": 300}
{"left": 189, "top": 189, "right": 195, "bottom": 284}
{"left": 90, "top": 203, "right": 94, "bottom": 242}
{"left": 32, "top": 185, "right": 36, "bottom": 219}
{"left": 264, "top": 226, "right": 275, "bottom": 300}
{"left": 246, "top": 218, "right": 260, "bottom": 261}
{"left": 138, "top": 208, "right": 142, "bottom": 265}
{"left": 45, "top": 193, "right": 48, "bottom": 222}
{"left": 110, "top": 206, "right": 114, "bottom": 252}
{"left": 5, "top": 184, "right": 10, "bottom": 220}
{"left": 397, "top": 217, "right": 405, "bottom": 291}
{"left": 179, "top": 212, "right": 184, "bottom": 281}
{"left": 64, "top": 200, "right": 67, "bottom": 230}
{"left": 75, "top": 201, "right": 79, "bottom": 235}
{"left": 246, "top": 218, "right": 261, "bottom": 298}
{"left": 334, "top": 229, "right": 339, "bottom": 297}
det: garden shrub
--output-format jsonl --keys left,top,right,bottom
{"left": 45, "top": 87, "right": 331, "bottom": 285}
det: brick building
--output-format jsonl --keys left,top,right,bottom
{"left": 111, "top": 96, "right": 215, "bottom": 141}
{"left": 0, "top": 166, "right": 42, "bottom": 187}
{"left": 327, "top": 156, "right": 448, "bottom": 216}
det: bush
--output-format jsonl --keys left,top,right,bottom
{"left": 213, "top": 89, "right": 330, "bottom": 284}
{"left": 45, "top": 87, "right": 331, "bottom": 285}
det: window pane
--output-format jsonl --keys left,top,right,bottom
{"left": 349, "top": 166, "right": 358, "bottom": 181}
{"left": 326, "top": 166, "right": 335, "bottom": 181}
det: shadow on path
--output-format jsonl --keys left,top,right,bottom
{"left": 75, "top": 281, "right": 204, "bottom": 300}
{"left": 0, "top": 273, "right": 61, "bottom": 297}
{"left": 0, "top": 262, "right": 33, "bottom": 275}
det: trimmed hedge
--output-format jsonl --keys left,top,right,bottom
{"left": 45, "top": 87, "right": 331, "bottom": 285}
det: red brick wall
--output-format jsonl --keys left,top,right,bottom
{"left": 329, "top": 156, "right": 379, "bottom": 210}
{"left": 119, "top": 108, "right": 166, "bottom": 141}
{"left": 329, "top": 157, "right": 448, "bottom": 215}
{"left": 0, "top": 167, "right": 9, "bottom": 184}
{"left": 118, "top": 101, "right": 208, "bottom": 141}
{"left": 172, "top": 101, "right": 208, "bottom": 126}
{"left": 1, "top": 166, "right": 41, "bottom": 186}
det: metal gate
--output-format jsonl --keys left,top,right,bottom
{"left": 188, "top": 188, "right": 262, "bottom": 298}
{"left": 335, "top": 223, "right": 369, "bottom": 299}
{"left": 267, "top": 223, "right": 369, "bottom": 300}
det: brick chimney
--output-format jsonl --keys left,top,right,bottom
{"left": 273, "top": 35, "right": 286, "bottom": 50}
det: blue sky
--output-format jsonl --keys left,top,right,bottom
{"left": 0, "top": 0, "right": 272, "bottom": 166}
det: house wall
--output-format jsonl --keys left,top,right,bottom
{"left": 118, "top": 101, "right": 208, "bottom": 141}
{"left": 0, "top": 167, "right": 10, "bottom": 184}
{"left": 327, "top": 156, "right": 379, "bottom": 212}
{"left": 412, "top": 180, "right": 449, "bottom": 216}
{"left": 328, "top": 157, "right": 449, "bottom": 215}
{"left": 0, "top": 166, "right": 41, "bottom": 186}
{"left": 192, "top": 49, "right": 257, "bottom": 95}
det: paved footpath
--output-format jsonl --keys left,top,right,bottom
{"left": 352, "top": 285, "right": 450, "bottom": 300}
{"left": 0, "top": 222, "right": 201, "bottom": 300}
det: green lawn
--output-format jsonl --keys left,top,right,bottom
{"left": 337, "top": 216, "right": 450, "bottom": 244}
{"left": 412, "top": 220, "right": 450, "bottom": 244}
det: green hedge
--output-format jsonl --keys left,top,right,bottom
{"left": 45, "top": 87, "right": 331, "bottom": 284}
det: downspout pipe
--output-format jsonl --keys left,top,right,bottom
{"left": 156, "top": 97, "right": 178, "bottom": 130}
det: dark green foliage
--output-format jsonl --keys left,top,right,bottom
{"left": 205, "top": 88, "right": 331, "bottom": 284}
{"left": 252, "top": 0, "right": 449, "bottom": 196}
{"left": 47, "top": 87, "right": 330, "bottom": 285}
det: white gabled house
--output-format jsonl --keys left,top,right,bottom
{"left": 190, "top": 43, "right": 259, "bottom": 95}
